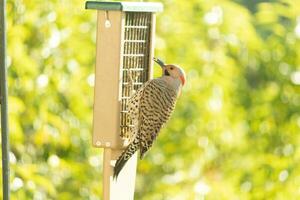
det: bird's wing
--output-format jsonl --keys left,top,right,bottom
{"left": 138, "top": 79, "right": 178, "bottom": 158}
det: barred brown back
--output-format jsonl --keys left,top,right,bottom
{"left": 138, "top": 79, "right": 178, "bottom": 157}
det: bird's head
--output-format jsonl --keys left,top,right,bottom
{"left": 153, "top": 57, "right": 186, "bottom": 86}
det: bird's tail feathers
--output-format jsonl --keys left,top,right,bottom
{"left": 113, "top": 140, "right": 138, "bottom": 179}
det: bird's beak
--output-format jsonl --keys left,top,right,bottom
{"left": 153, "top": 57, "right": 165, "bottom": 68}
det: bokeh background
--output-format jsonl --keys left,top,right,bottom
{"left": 2, "top": 0, "right": 300, "bottom": 199}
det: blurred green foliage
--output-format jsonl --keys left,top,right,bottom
{"left": 1, "top": 0, "right": 300, "bottom": 199}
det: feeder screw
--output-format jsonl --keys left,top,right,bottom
{"left": 96, "top": 141, "right": 102, "bottom": 146}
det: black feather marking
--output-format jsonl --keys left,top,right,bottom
{"left": 164, "top": 70, "right": 170, "bottom": 76}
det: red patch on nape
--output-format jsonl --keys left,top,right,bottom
{"left": 179, "top": 75, "right": 185, "bottom": 86}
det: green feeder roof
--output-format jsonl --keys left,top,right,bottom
{"left": 85, "top": 1, "right": 163, "bottom": 12}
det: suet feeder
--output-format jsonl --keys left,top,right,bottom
{"left": 85, "top": 1, "right": 163, "bottom": 199}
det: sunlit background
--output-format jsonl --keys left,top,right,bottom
{"left": 1, "top": 0, "right": 300, "bottom": 199}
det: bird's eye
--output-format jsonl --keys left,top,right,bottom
{"left": 170, "top": 67, "right": 174, "bottom": 70}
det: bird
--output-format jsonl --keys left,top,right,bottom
{"left": 113, "top": 57, "right": 186, "bottom": 179}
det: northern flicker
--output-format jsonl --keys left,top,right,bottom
{"left": 113, "top": 57, "right": 186, "bottom": 179}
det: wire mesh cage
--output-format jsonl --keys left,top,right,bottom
{"left": 120, "top": 12, "right": 152, "bottom": 140}
{"left": 86, "top": 1, "right": 163, "bottom": 150}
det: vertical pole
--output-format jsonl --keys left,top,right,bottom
{"left": 0, "top": 0, "right": 10, "bottom": 199}
{"left": 102, "top": 149, "right": 137, "bottom": 200}
{"left": 110, "top": 151, "right": 137, "bottom": 200}
{"left": 102, "top": 148, "right": 112, "bottom": 200}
